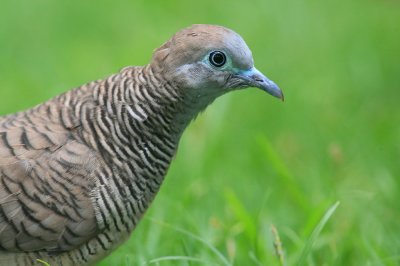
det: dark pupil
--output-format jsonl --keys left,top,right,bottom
{"left": 210, "top": 51, "right": 226, "bottom": 67}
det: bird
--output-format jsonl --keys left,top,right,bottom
{"left": 0, "top": 24, "right": 282, "bottom": 265}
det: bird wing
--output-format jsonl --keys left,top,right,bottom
{"left": 0, "top": 112, "right": 100, "bottom": 253}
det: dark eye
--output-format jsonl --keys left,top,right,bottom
{"left": 209, "top": 51, "right": 226, "bottom": 67}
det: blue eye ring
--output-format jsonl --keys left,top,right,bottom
{"left": 209, "top": 51, "right": 226, "bottom": 67}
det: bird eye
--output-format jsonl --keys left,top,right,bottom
{"left": 209, "top": 51, "right": 226, "bottom": 67}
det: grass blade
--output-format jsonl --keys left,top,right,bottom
{"left": 148, "top": 256, "right": 218, "bottom": 265}
{"left": 36, "top": 259, "right": 51, "bottom": 266}
{"left": 224, "top": 189, "right": 256, "bottom": 244}
{"left": 296, "top": 201, "right": 340, "bottom": 266}
{"left": 147, "top": 218, "right": 231, "bottom": 266}
{"left": 257, "top": 135, "right": 309, "bottom": 212}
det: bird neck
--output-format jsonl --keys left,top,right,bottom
{"left": 85, "top": 64, "right": 217, "bottom": 179}
{"left": 121, "top": 64, "right": 216, "bottom": 141}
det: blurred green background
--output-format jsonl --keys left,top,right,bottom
{"left": 0, "top": 0, "right": 399, "bottom": 265}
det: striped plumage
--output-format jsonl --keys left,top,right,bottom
{"left": 0, "top": 24, "right": 282, "bottom": 265}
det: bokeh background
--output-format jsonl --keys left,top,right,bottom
{"left": 0, "top": 0, "right": 399, "bottom": 265}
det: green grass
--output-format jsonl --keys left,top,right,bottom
{"left": 0, "top": 0, "right": 399, "bottom": 265}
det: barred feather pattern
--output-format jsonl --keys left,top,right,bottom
{"left": 0, "top": 64, "right": 204, "bottom": 265}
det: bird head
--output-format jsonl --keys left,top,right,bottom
{"left": 150, "top": 24, "right": 283, "bottom": 101}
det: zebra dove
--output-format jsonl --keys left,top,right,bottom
{"left": 0, "top": 24, "right": 282, "bottom": 265}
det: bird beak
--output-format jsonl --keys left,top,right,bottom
{"left": 236, "top": 67, "right": 284, "bottom": 101}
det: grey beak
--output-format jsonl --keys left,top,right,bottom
{"left": 237, "top": 67, "right": 284, "bottom": 101}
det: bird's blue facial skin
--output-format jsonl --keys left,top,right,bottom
{"left": 236, "top": 68, "right": 256, "bottom": 77}
{"left": 201, "top": 51, "right": 283, "bottom": 99}
{"left": 202, "top": 52, "right": 251, "bottom": 76}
